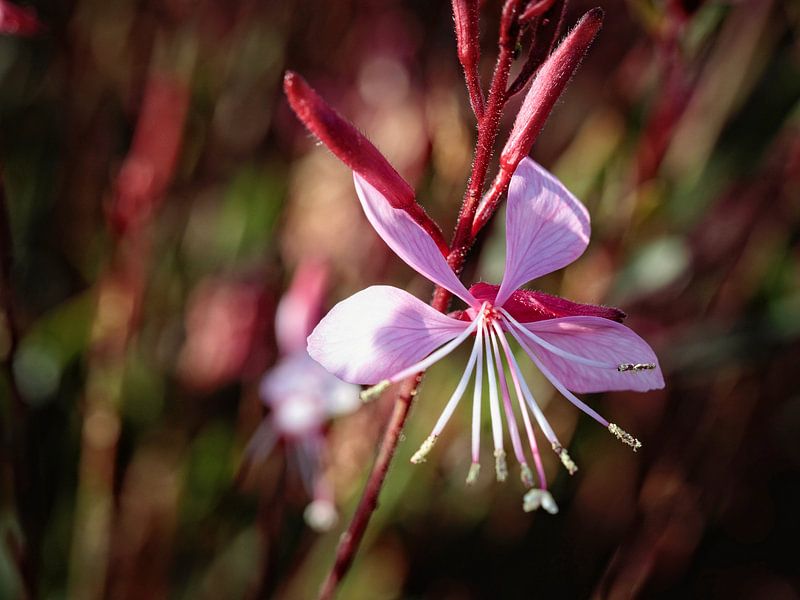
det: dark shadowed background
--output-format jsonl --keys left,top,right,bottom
{"left": 1, "top": 0, "right": 799, "bottom": 598}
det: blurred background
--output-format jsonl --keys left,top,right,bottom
{"left": 1, "top": 0, "right": 799, "bottom": 598}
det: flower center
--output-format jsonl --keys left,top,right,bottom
{"left": 481, "top": 302, "right": 502, "bottom": 326}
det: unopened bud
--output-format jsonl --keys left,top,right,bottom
{"left": 500, "top": 8, "right": 603, "bottom": 173}
{"left": 283, "top": 72, "right": 448, "bottom": 253}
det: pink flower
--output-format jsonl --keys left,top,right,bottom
{"left": 245, "top": 261, "right": 360, "bottom": 531}
{"left": 307, "top": 158, "right": 664, "bottom": 513}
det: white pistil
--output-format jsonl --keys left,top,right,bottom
{"left": 360, "top": 380, "right": 390, "bottom": 402}
{"left": 410, "top": 434, "right": 438, "bottom": 464}
{"left": 499, "top": 307, "right": 616, "bottom": 370}
{"left": 387, "top": 309, "right": 483, "bottom": 383}
{"left": 552, "top": 443, "right": 578, "bottom": 475}
{"left": 466, "top": 462, "right": 481, "bottom": 485}
{"left": 504, "top": 319, "right": 610, "bottom": 427}
{"left": 523, "top": 488, "right": 559, "bottom": 514}
{"left": 494, "top": 448, "right": 508, "bottom": 482}
{"left": 608, "top": 423, "right": 642, "bottom": 451}
{"left": 483, "top": 324, "right": 505, "bottom": 476}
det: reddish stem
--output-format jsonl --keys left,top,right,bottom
{"left": 451, "top": 0, "right": 523, "bottom": 255}
{"left": 318, "top": 5, "right": 524, "bottom": 599}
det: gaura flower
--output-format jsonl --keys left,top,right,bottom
{"left": 308, "top": 158, "right": 664, "bottom": 513}
{"left": 244, "top": 261, "right": 361, "bottom": 530}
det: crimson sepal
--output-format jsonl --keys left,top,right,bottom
{"left": 469, "top": 282, "right": 625, "bottom": 323}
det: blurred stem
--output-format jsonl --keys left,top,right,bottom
{"left": 67, "top": 32, "right": 193, "bottom": 600}
{"left": 0, "top": 169, "right": 36, "bottom": 598}
{"left": 319, "top": 5, "right": 526, "bottom": 598}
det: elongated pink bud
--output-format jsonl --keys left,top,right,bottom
{"left": 500, "top": 8, "right": 603, "bottom": 172}
{"left": 284, "top": 72, "right": 448, "bottom": 254}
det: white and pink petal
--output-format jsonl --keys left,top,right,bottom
{"left": 496, "top": 158, "right": 590, "bottom": 306}
{"left": 517, "top": 316, "right": 664, "bottom": 393}
{"left": 354, "top": 174, "right": 476, "bottom": 307}
{"left": 307, "top": 285, "right": 469, "bottom": 385}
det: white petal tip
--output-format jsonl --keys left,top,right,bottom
{"left": 304, "top": 500, "right": 338, "bottom": 532}
{"left": 466, "top": 462, "right": 481, "bottom": 485}
{"left": 608, "top": 423, "right": 642, "bottom": 451}
{"left": 410, "top": 435, "right": 437, "bottom": 464}
{"left": 522, "top": 489, "right": 559, "bottom": 514}
{"left": 360, "top": 380, "right": 390, "bottom": 403}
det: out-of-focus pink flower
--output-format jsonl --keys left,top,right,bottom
{"left": 0, "top": 1, "right": 41, "bottom": 36}
{"left": 178, "top": 278, "right": 271, "bottom": 391}
{"left": 245, "top": 261, "right": 360, "bottom": 531}
{"left": 308, "top": 158, "right": 663, "bottom": 513}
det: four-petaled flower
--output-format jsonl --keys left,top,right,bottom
{"left": 245, "top": 261, "right": 361, "bottom": 530}
{"left": 308, "top": 158, "right": 664, "bottom": 513}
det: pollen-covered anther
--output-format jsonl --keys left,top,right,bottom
{"left": 410, "top": 435, "right": 438, "bottom": 464}
{"left": 360, "top": 380, "right": 390, "bottom": 402}
{"left": 523, "top": 488, "right": 559, "bottom": 514}
{"left": 520, "top": 463, "right": 534, "bottom": 488}
{"left": 552, "top": 443, "right": 578, "bottom": 475}
{"left": 608, "top": 423, "right": 642, "bottom": 451}
{"left": 494, "top": 449, "right": 508, "bottom": 482}
{"left": 617, "top": 362, "right": 656, "bottom": 372}
{"left": 466, "top": 462, "right": 481, "bottom": 485}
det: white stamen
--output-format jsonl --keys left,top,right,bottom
{"left": 499, "top": 307, "right": 616, "bottom": 370}
{"left": 489, "top": 328, "right": 527, "bottom": 467}
{"left": 431, "top": 313, "right": 485, "bottom": 436}
{"left": 492, "top": 321, "right": 547, "bottom": 490}
{"left": 494, "top": 448, "right": 508, "bottom": 482}
{"left": 520, "top": 463, "right": 534, "bottom": 488}
{"left": 552, "top": 443, "right": 578, "bottom": 475}
{"left": 388, "top": 311, "right": 483, "bottom": 383}
{"left": 483, "top": 325, "right": 505, "bottom": 467}
{"left": 466, "top": 462, "right": 481, "bottom": 485}
{"left": 360, "top": 379, "right": 390, "bottom": 402}
{"left": 410, "top": 434, "right": 438, "bottom": 464}
{"left": 608, "top": 423, "right": 642, "bottom": 451}
{"left": 504, "top": 319, "right": 609, "bottom": 427}
{"left": 493, "top": 324, "right": 559, "bottom": 445}
{"left": 471, "top": 322, "right": 485, "bottom": 463}
{"left": 523, "top": 488, "right": 559, "bottom": 514}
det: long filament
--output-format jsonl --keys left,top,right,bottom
{"left": 505, "top": 319, "right": 609, "bottom": 427}
{"left": 388, "top": 311, "right": 483, "bottom": 383}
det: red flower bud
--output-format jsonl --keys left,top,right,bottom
{"left": 500, "top": 8, "right": 603, "bottom": 172}
{"left": 284, "top": 71, "right": 448, "bottom": 254}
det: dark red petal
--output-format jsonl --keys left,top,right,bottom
{"left": 468, "top": 282, "right": 625, "bottom": 323}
